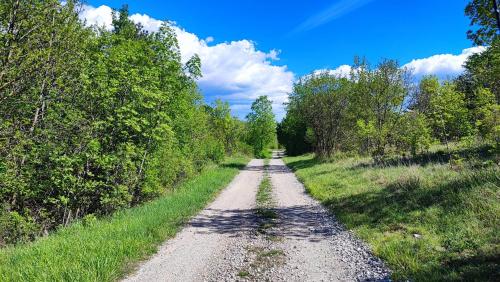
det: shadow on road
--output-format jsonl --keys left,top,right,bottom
{"left": 189, "top": 204, "right": 341, "bottom": 242}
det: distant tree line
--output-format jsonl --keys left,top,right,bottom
{"left": 0, "top": 1, "right": 253, "bottom": 245}
{"left": 279, "top": 1, "right": 499, "bottom": 158}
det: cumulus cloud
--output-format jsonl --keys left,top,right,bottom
{"left": 403, "top": 47, "right": 486, "bottom": 79}
{"left": 79, "top": 5, "right": 113, "bottom": 30}
{"left": 129, "top": 13, "right": 164, "bottom": 33}
{"left": 313, "top": 65, "right": 352, "bottom": 78}
{"left": 79, "top": 4, "right": 294, "bottom": 120}
{"left": 312, "top": 47, "right": 486, "bottom": 83}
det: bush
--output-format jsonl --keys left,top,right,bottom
{"left": 0, "top": 211, "right": 38, "bottom": 246}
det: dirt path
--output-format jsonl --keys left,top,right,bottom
{"left": 124, "top": 159, "right": 264, "bottom": 282}
{"left": 124, "top": 155, "right": 390, "bottom": 281}
{"left": 267, "top": 154, "right": 390, "bottom": 281}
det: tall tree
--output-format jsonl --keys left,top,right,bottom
{"left": 246, "top": 96, "right": 276, "bottom": 158}
{"left": 465, "top": 0, "right": 500, "bottom": 45}
{"left": 288, "top": 73, "right": 354, "bottom": 158}
{"left": 0, "top": 2, "right": 247, "bottom": 245}
{"left": 356, "top": 60, "right": 412, "bottom": 157}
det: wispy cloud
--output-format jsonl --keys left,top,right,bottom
{"left": 292, "top": 0, "right": 374, "bottom": 34}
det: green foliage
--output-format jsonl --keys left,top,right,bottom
{"left": 205, "top": 99, "right": 248, "bottom": 157}
{"left": 395, "top": 112, "right": 433, "bottom": 156}
{"left": 277, "top": 113, "right": 312, "bottom": 156}
{"left": 465, "top": 0, "right": 500, "bottom": 45}
{"left": 413, "top": 75, "right": 440, "bottom": 114}
{"left": 284, "top": 147, "right": 499, "bottom": 281}
{"left": 0, "top": 1, "right": 250, "bottom": 245}
{"left": 471, "top": 87, "right": 498, "bottom": 142}
{"left": 460, "top": 38, "right": 500, "bottom": 103}
{"left": 279, "top": 53, "right": 497, "bottom": 161}
{"left": 428, "top": 82, "right": 473, "bottom": 142}
{"left": 288, "top": 73, "right": 355, "bottom": 158}
{"left": 0, "top": 156, "right": 248, "bottom": 281}
{"left": 246, "top": 96, "right": 277, "bottom": 158}
{"left": 0, "top": 211, "right": 38, "bottom": 246}
{"left": 280, "top": 58, "right": 412, "bottom": 158}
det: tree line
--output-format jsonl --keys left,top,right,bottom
{"left": 0, "top": 1, "right": 275, "bottom": 245}
{"left": 278, "top": 0, "right": 498, "bottom": 159}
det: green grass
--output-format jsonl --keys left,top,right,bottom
{"left": 0, "top": 156, "right": 249, "bottom": 282}
{"left": 284, "top": 148, "right": 499, "bottom": 281}
{"left": 256, "top": 162, "right": 278, "bottom": 235}
{"left": 259, "top": 249, "right": 284, "bottom": 258}
{"left": 237, "top": 270, "right": 250, "bottom": 278}
{"left": 256, "top": 172, "right": 272, "bottom": 208}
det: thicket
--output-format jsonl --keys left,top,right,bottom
{"left": 279, "top": 52, "right": 498, "bottom": 160}
{"left": 0, "top": 1, "right": 249, "bottom": 245}
{"left": 280, "top": 0, "right": 499, "bottom": 160}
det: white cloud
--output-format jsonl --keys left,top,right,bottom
{"left": 313, "top": 65, "right": 352, "bottom": 78}
{"left": 79, "top": 5, "right": 294, "bottom": 120}
{"left": 129, "top": 13, "right": 164, "bottom": 33}
{"left": 403, "top": 47, "right": 486, "bottom": 79}
{"left": 312, "top": 47, "right": 486, "bottom": 83}
{"left": 79, "top": 5, "right": 113, "bottom": 30}
{"left": 205, "top": 36, "right": 214, "bottom": 43}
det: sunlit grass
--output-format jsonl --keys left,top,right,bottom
{"left": 284, "top": 149, "right": 499, "bottom": 281}
{"left": 0, "top": 156, "right": 249, "bottom": 281}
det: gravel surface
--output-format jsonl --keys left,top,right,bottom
{"left": 267, "top": 154, "right": 391, "bottom": 281}
{"left": 123, "top": 154, "right": 391, "bottom": 282}
{"left": 123, "top": 159, "right": 264, "bottom": 282}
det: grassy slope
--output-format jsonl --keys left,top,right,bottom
{"left": 284, "top": 148, "right": 499, "bottom": 281}
{"left": 0, "top": 156, "right": 248, "bottom": 282}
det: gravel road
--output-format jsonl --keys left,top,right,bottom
{"left": 267, "top": 154, "right": 390, "bottom": 281}
{"left": 123, "top": 154, "right": 391, "bottom": 281}
{"left": 124, "top": 159, "right": 264, "bottom": 282}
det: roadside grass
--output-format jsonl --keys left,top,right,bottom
{"left": 284, "top": 147, "right": 499, "bottom": 281}
{"left": 0, "top": 156, "right": 249, "bottom": 282}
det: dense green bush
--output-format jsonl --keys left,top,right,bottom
{"left": 0, "top": 211, "right": 38, "bottom": 246}
{"left": 0, "top": 1, "right": 250, "bottom": 245}
{"left": 279, "top": 53, "right": 498, "bottom": 159}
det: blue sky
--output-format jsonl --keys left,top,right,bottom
{"left": 82, "top": 0, "right": 478, "bottom": 119}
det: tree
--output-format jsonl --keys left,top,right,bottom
{"left": 206, "top": 99, "right": 236, "bottom": 154}
{"left": 288, "top": 73, "right": 354, "bottom": 158}
{"left": 246, "top": 96, "right": 276, "bottom": 158}
{"left": 0, "top": 2, "right": 247, "bottom": 244}
{"left": 356, "top": 60, "right": 412, "bottom": 157}
{"left": 465, "top": 0, "right": 500, "bottom": 45}
{"left": 412, "top": 75, "right": 440, "bottom": 114}
{"left": 461, "top": 39, "right": 500, "bottom": 103}
{"left": 395, "top": 112, "right": 432, "bottom": 157}
{"left": 277, "top": 112, "right": 312, "bottom": 156}
{"left": 428, "top": 83, "right": 472, "bottom": 143}
{"left": 471, "top": 87, "right": 499, "bottom": 143}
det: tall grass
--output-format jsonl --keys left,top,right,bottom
{"left": 0, "top": 156, "right": 248, "bottom": 281}
{"left": 284, "top": 148, "right": 499, "bottom": 281}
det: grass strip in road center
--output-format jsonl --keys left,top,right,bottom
{"left": 0, "top": 156, "right": 249, "bottom": 282}
{"left": 237, "top": 161, "right": 285, "bottom": 279}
